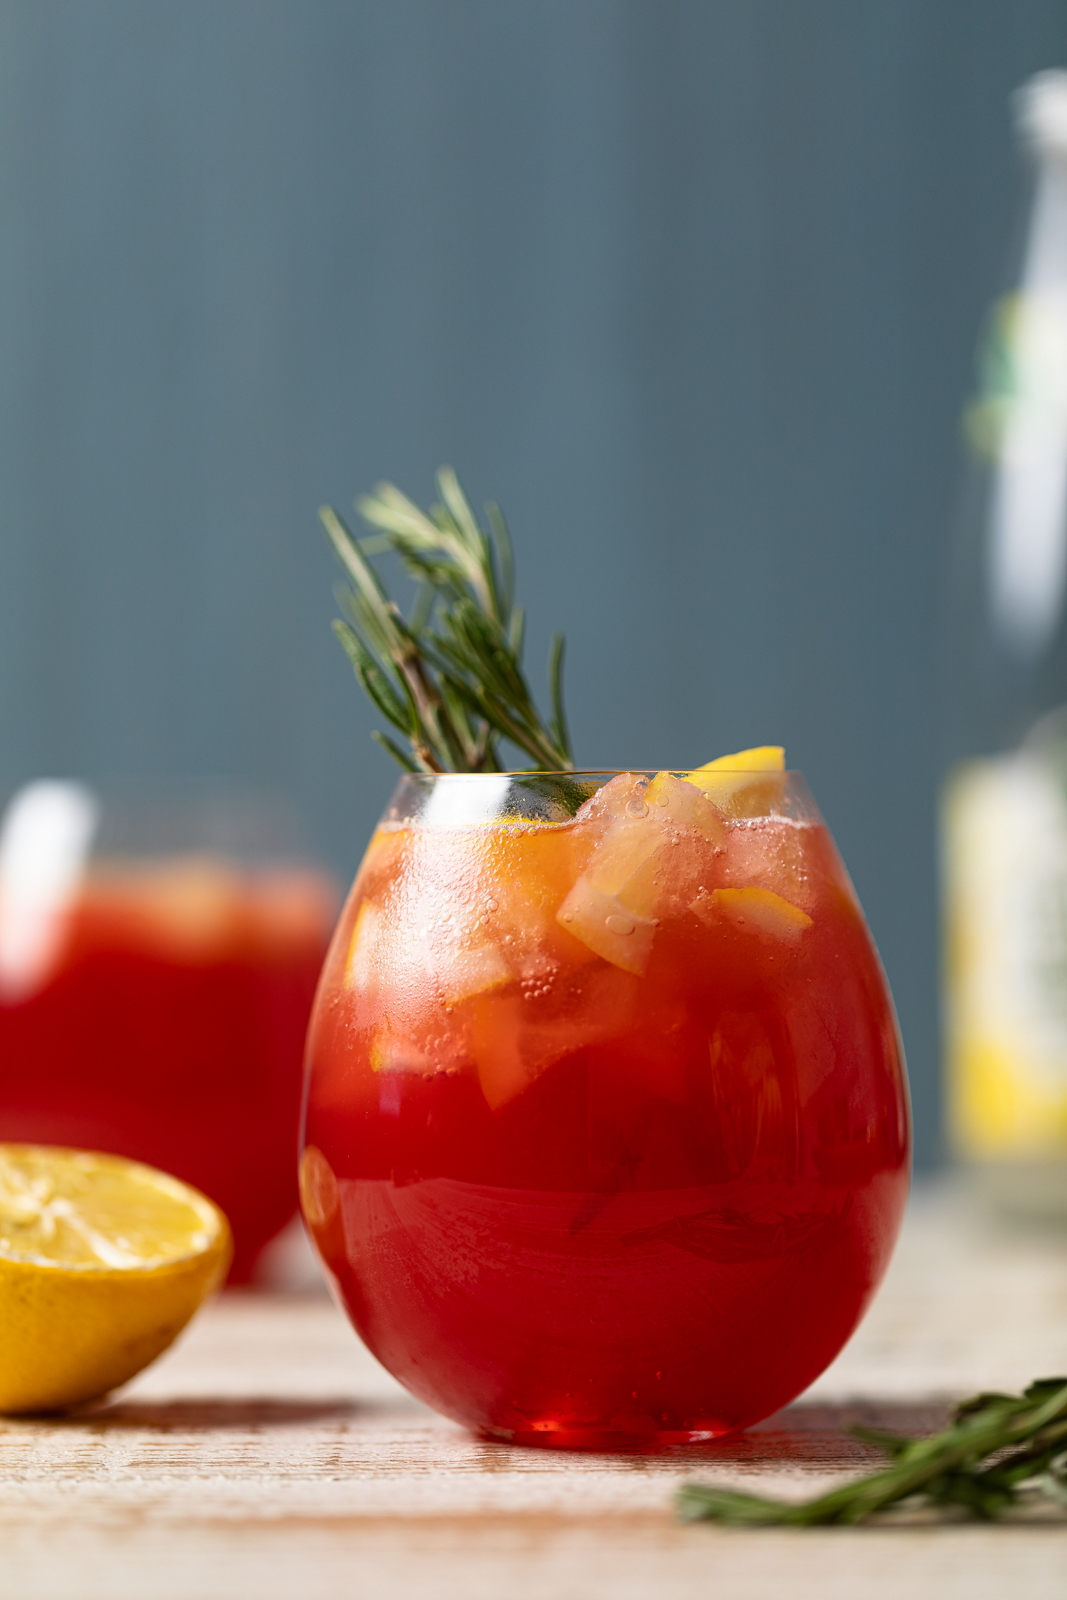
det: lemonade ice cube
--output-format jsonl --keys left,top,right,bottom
{"left": 556, "top": 880, "right": 657, "bottom": 975}
{"left": 558, "top": 771, "right": 727, "bottom": 970}
{"left": 643, "top": 771, "right": 727, "bottom": 844}
{"left": 719, "top": 817, "right": 813, "bottom": 908}
{"left": 369, "top": 1028, "right": 434, "bottom": 1074}
{"left": 436, "top": 939, "right": 512, "bottom": 1004}
{"left": 585, "top": 820, "right": 664, "bottom": 896}
{"left": 346, "top": 900, "right": 382, "bottom": 992}
{"left": 469, "top": 965, "right": 638, "bottom": 1109}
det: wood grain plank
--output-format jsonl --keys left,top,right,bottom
{"left": 0, "top": 1184, "right": 1063, "bottom": 1599}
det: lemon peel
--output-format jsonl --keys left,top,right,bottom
{"left": 692, "top": 746, "right": 785, "bottom": 774}
{"left": 685, "top": 746, "right": 786, "bottom": 817}
{"left": 694, "top": 885, "right": 813, "bottom": 943}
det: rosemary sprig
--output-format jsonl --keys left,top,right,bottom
{"left": 677, "top": 1378, "right": 1067, "bottom": 1526}
{"left": 321, "top": 467, "right": 573, "bottom": 774}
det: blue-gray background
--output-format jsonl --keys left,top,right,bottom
{"left": 2, "top": 0, "right": 1065, "bottom": 1167}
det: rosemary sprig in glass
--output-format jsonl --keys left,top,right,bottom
{"left": 321, "top": 467, "right": 573, "bottom": 775}
{"left": 677, "top": 1377, "right": 1067, "bottom": 1526}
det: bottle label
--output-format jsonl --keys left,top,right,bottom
{"left": 944, "top": 755, "right": 1067, "bottom": 1155}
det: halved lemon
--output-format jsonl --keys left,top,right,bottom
{"left": 0, "top": 1144, "right": 231, "bottom": 1413}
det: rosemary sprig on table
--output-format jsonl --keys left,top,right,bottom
{"left": 678, "top": 1378, "right": 1067, "bottom": 1526}
{"left": 321, "top": 467, "right": 573, "bottom": 774}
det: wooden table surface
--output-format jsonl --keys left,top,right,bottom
{"left": 1, "top": 1184, "right": 1065, "bottom": 1599}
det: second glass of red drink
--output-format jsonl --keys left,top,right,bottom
{"left": 0, "top": 780, "right": 337, "bottom": 1281}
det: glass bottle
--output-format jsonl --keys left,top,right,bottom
{"left": 945, "top": 70, "right": 1067, "bottom": 1220}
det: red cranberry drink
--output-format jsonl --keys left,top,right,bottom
{"left": 301, "top": 751, "right": 909, "bottom": 1446}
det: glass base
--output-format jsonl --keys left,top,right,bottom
{"left": 479, "top": 1422, "right": 735, "bottom": 1452}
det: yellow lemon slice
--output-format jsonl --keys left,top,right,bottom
{"left": 694, "top": 745, "right": 785, "bottom": 774}
{"left": 698, "top": 886, "right": 812, "bottom": 943}
{"left": 684, "top": 745, "right": 786, "bottom": 817}
{"left": 0, "top": 1145, "right": 231, "bottom": 1413}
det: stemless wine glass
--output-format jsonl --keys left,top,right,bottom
{"left": 0, "top": 778, "right": 338, "bottom": 1282}
{"left": 300, "top": 768, "right": 910, "bottom": 1446}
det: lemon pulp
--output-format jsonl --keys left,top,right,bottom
{"left": 0, "top": 1145, "right": 231, "bottom": 1413}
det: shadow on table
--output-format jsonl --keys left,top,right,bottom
{"left": 18, "top": 1398, "right": 951, "bottom": 1473}
{"left": 68, "top": 1397, "right": 379, "bottom": 1432}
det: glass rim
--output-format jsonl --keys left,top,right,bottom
{"left": 396, "top": 769, "right": 801, "bottom": 779}
{"left": 384, "top": 768, "right": 817, "bottom": 829}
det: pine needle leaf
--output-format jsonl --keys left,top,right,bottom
{"left": 371, "top": 729, "right": 421, "bottom": 772}
{"left": 331, "top": 620, "right": 413, "bottom": 737}
{"left": 486, "top": 501, "right": 515, "bottom": 618}
{"left": 324, "top": 468, "right": 573, "bottom": 774}
{"left": 548, "top": 632, "right": 572, "bottom": 764}
{"left": 677, "top": 1377, "right": 1067, "bottom": 1528}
